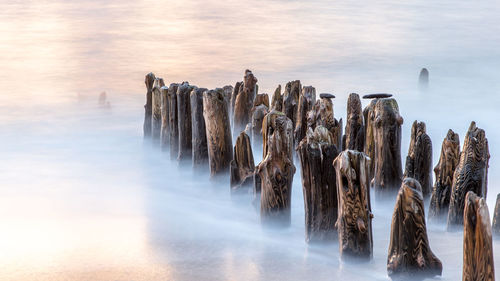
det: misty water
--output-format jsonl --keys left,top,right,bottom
{"left": 1, "top": 0, "right": 500, "bottom": 280}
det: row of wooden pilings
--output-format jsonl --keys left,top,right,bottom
{"left": 143, "top": 70, "right": 496, "bottom": 280}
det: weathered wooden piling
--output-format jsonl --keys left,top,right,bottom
{"left": 271, "top": 85, "right": 283, "bottom": 111}
{"left": 344, "top": 93, "right": 364, "bottom": 151}
{"left": 297, "top": 126, "right": 339, "bottom": 243}
{"left": 254, "top": 93, "right": 269, "bottom": 108}
{"left": 143, "top": 72, "right": 155, "bottom": 138}
{"left": 492, "top": 194, "right": 500, "bottom": 236}
{"left": 419, "top": 68, "right": 429, "bottom": 89}
{"left": 372, "top": 97, "right": 403, "bottom": 196}
{"left": 294, "top": 86, "right": 316, "bottom": 146}
{"left": 203, "top": 88, "right": 233, "bottom": 178}
{"left": 233, "top": 70, "right": 258, "bottom": 136}
{"left": 333, "top": 150, "right": 373, "bottom": 259}
{"left": 428, "top": 129, "right": 460, "bottom": 221}
{"left": 230, "top": 131, "right": 255, "bottom": 193}
{"left": 387, "top": 178, "right": 442, "bottom": 280}
{"left": 282, "top": 80, "right": 301, "bottom": 129}
{"left": 190, "top": 87, "right": 208, "bottom": 169}
{"left": 447, "top": 121, "right": 489, "bottom": 229}
{"left": 307, "top": 94, "right": 343, "bottom": 151}
{"left": 462, "top": 191, "right": 495, "bottom": 281}
{"left": 404, "top": 120, "right": 432, "bottom": 197}
{"left": 258, "top": 110, "right": 295, "bottom": 226}
{"left": 251, "top": 104, "right": 269, "bottom": 150}
{"left": 230, "top": 81, "right": 242, "bottom": 122}
{"left": 222, "top": 85, "right": 233, "bottom": 114}
{"left": 160, "top": 86, "right": 169, "bottom": 151}
{"left": 152, "top": 77, "right": 165, "bottom": 142}
{"left": 168, "top": 83, "right": 180, "bottom": 159}
{"left": 177, "top": 82, "right": 195, "bottom": 162}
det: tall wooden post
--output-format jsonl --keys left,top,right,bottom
{"left": 177, "top": 82, "right": 195, "bottom": 162}
{"left": 344, "top": 93, "right": 364, "bottom": 151}
{"left": 152, "top": 77, "right": 165, "bottom": 142}
{"left": 271, "top": 85, "right": 283, "bottom": 111}
{"left": 160, "top": 86, "right": 169, "bottom": 151}
{"left": 282, "top": 80, "right": 301, "bottom": 130}
{"left": 168, "top": 83, "right": 180, "bottom": 159}
{"left": 233, "top": 70, "right": 258, "bottom": 136}
{"left": 294, "top": 86, "right": 316, "bottom": 146}
{"left": 143, "top": 72, "right": 155, "bottom": 138}
{"left": 404, "top": 120, "right": 433, "bottom": 197}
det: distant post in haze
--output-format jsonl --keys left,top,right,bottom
{"left": 143, "top": 72, "right": 155, "bottom": 138}
{"left": 419, "top": 68, "right": 429, "bottom": 90}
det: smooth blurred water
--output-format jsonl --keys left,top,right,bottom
{"left": 1, "top": 0, "right": 500, "bottom": 280}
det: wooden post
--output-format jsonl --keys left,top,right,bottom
{"left": 143, "top": 72, "right": 155, "bottom": 138}
{"left": 160, "top": 86, "right": 169, "bottom": 151}
{"left": 282, "top": 80, "right": 301, "bottom": 129}
{"left": 344, "top": 93, "right": 364, "bottom": 151}
{"left": 306, "top": 94, "right": 343, "bottom": 150}
{"left": 230, "top": 81, "right": 242, "bottom": 122}
{"left": 152, "top": 77, "right": 165, "bottom": 142}
{"left": 230, "top": 131, "right": 255, "bottom": 193}
{"left": 254, "top": 93, "right": 269, "bottom": 108}
{"left": 203, "top": 88, "right": 233, "bottom": 178}
{"left": 492, "top": 194, "right": 500, "bottom": 237}
{"left": 333, "top": 150, "right": 372, "bottom": 259}
{"left": 428, "top": 129, "right": 460, "bottom": 221}
{"left": 177, "top": 82, "right": 195, "bottom": 162}
{"left": 294, "top": 86, "right": 316, "bottom": 146}
{"left": 463, "top": 191, "right": 495, "bottom": 281}
{"left": 251, "top": 104, "right": 269, "bottom": 151}
{"left": 372, "top": 97, "right": 403, "bottom": 196}
{"left": 168, "top": 83, "right": 180, "bottom": 160}
{"left": 419, "top": 68, "right": 429, "bottom": 90}
{"left": 297, "top": 126, "right": 339, "bottom": 242}
{"left": 271, "top": 85, "right": 283, "bottom": 111}
{"left": 190, "top": 87, "right": 209, "bottom": 170}
{"left": 222, "top": 85, "right": 233, "bottom": 116}
{"left": 258, "top": 110, "right": 295, "bottom": 227}
{"left": 403, "top": 120, "right": 433, "bottom": 197}
{"left": 233, "top": 70, "right": 258, "bottom": 136}
{"left": 447, "top": 121, "right": 489, "bottom": 229}
{"left": 387, "top": 178, "right": 442, "bottom": 279}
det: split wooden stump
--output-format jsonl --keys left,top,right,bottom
{"left": 404, "top": 120, "right": 432, "bottom": 197}
{"left": 333, "top": 150, "right": 373, "bottom": 259}
{"left": 387, "top": 178, "right": 442, "bottom": 280}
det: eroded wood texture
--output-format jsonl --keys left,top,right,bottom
{"left": 160, "top": 86, "right": 169, "bottom": 151}
{"left": 362, "top": 99, "right": 377, "bottom": 176}
{"left": 372, "top": 98, "right": 403, "bottom": 196}
{"left": 404, "top": 120, "right": 433, "bottom": 197}
{"left": 168, "top": 83, "right": 180, "bottom": 160}
{"left": 294, "top": 86, "right": 316, "bottom": 147}
{"left": 333, "top": 150, "right": 372, "bottom": 259}
{"left": 271, "top": 85, "right": 283, "bottom": 111}
{"left": 251, "top": 104, "right": 269, "bottom": 150}
{"left": 203, "top": 88, "right": 233, "bottom": 178}
{"left": 282, "top": 80, "right": 301, "bottom": 129}
{"left": 344, "top": 93, "right": 364, "bottom": 151}
{"left": 233, "top": 70, "right": 258, "bottom": 135}
{"left": 152, "top": 78, "right": 165, "bottom": 142}
{"left": 307, "top": 96, "right": 343, "bottom": 151}
{"left": 230, "top": 131, "right": 255, "bottom": 193}
{"left": 190, "top": 87, "right": 208, "bottom": 169}
{"left": 143, "top": 72, "right": 155, "bottom": 138}
{"left": 258, "top": 110, "right": 295, "bottom": 226}
{"left": 177, "top": 83, "right": 195, "bottom": 161}
{"left": 447, "top": 121, "right": 489, "bottom": 229}
{"left": 387, "top": 178, "right": 442, "bottom": 280}
{"left": 492, "top": 194, "right": 500, "bottom": 236}
{"left": 463, "top": 191, "right": 495, "bottom": 281}
{"left": 428, "top": 129, "right": 460, "bottom": 221}
{"left": 254, "top": 93, "right": 269, "bottom": 108}
{"left": 297, "top": 126, "right": 338, "bottom": 243}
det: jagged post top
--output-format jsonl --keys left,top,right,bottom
{"left": 363, "top": 93, "right": 393, "bottom": 99}
{"left": 145, "top": 72, "right": 155, "bottom": 90}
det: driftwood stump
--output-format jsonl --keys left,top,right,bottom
{"left": 372, "top": 98, "right": 403, "bottom": 196}
{"left": 251, "top": 104, "right": 269, "bottom": 150}
{"left": 282, "top": 80, "right": 301, "bottom": 130}
{"left": 493, "top": 194, "right": 500, "bottom": 236}
{"left": 463, "top": 191, "right": 495, "bottom": 281}
{"left": 152, "top": 77, "right": 165, "bottom": 142}
{"left": 203, "top": 88, "right": 233, "bottom": 178}
{"left": 307, "top": 94, "right": 343, "bottom": 151}
{"left": 387, "top": 178, "right": 442, "bottom": 280}
{"left": 233, "top": 70, "right": 258, "bottom": 135}
{"left": 428, "top": 129, "right": 460, "bottom": 221}
{"left": 190, "top": 87, "right": 208, "bottom": 169}
{"left": 177, "top": 82, "right": 195, "bottom": 162}
{"left": 160, "top": 86, "right": 169, "bottom": 151}
{"left": 143, "top": 72, "right": 155, "bottom": 138}
{"left": 258, "top": 110, "right": 295, "bottom": 227}
{"left": 297, "top": 126, "right": 339, "bottom": 243}
{"left": 404, "top": 121, "right": 432, "bottom": 197}
{"left": 333, "top": 150, "right": 373, "bottom": 259}
{"left": 271, "top": 85, "right": 283, "bottom": 111}
{"left": 230, "top": 131, "right": 255, "bottom": 193}
{"left": 167, "top": 83, "right": 180, "bottom": 159}
{"left": 230, "top": 81, "right": 242, "bottom": 123}
{"left": 344, "top": 93, "right": 364, "bottom": 151}
{"left": 447, "top": 121, "right": 489, "bottom": 229}
{"left": 294, "top": 86, "right": 316, "bottom": 147}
